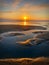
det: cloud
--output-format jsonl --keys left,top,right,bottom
{"left": 0, "top": 0, "right": 22, "bottom": 11}
{"left": 0, "top": 0, "right": 49, "bottom": 20}
{"left": 0, "top": 0, "right": 49, "bottom": 11}
{"left": 18, "top": 4, "right": 49, "bottom": 12}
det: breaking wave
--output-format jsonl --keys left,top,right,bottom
{"left": 0, "top": 57, "right": 49, "bottom": 65}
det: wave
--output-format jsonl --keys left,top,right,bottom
{"left": 0, "top": 30, "right": 49, "bottom": 46}
{"left": 0, "top": 57, "right": 49, "bottom": 65}
{"left": 0, "top": 25, "right": 47, "bottom": 34}
{"left": 0, "top": 31, "right": 49, "bottom": 58}
{"left": 16, "top": 31, "right": 49, "bottom": 46}
{"left": 1, "top": 32, "right": 25, "bottom": 37}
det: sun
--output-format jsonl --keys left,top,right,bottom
{"left": 24, "top": 16, "right": 27, "bottom": 20}
{"left": 24, "top": 16, "right": 27, "bottom": 25}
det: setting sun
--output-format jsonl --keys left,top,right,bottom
{"left": 24, "top": 16, "right": 27, "bottom": 25}
{"left": 24, "top": 16, "right": 27, "bottom": 20}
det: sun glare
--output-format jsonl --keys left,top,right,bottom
{"left": 24, "top": 21, "right": 27, "bottom": 26}
{"left": 24, "top": 16, "right": 27, "bottom": 20}
{"left": 24, "top": 16, "right": 27, "bottom": 25}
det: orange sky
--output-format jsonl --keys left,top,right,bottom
{"left": 0, "top": 11, "right": 49, "bottom": 20}
{"left": 0, "top": 0, "right": 49, "bottom": 20}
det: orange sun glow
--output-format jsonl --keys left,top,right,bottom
{"left": 24, "top": 16, "right": 27, "bottom": 25}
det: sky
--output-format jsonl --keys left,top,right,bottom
{"left": 0, "top": 0, "right": 49, "bottom": 20}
